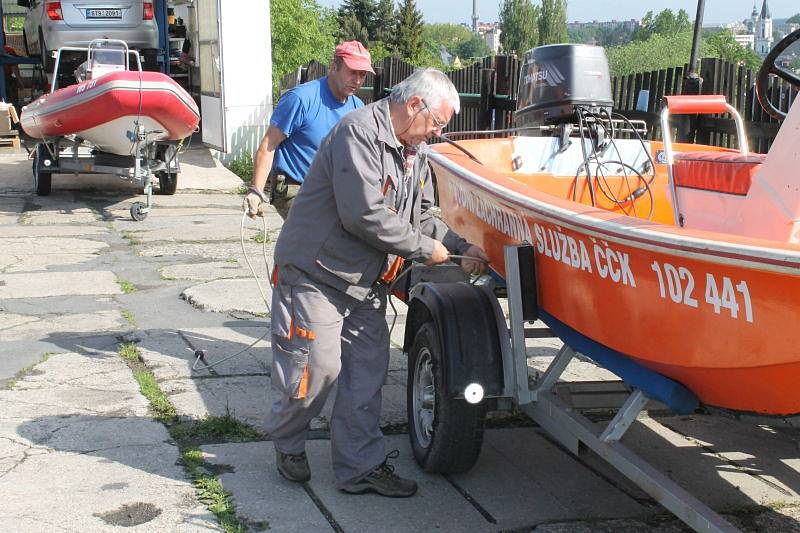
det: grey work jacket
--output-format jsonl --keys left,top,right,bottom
{"left": 273, "top": 98, "right": 471, "bottom": 301}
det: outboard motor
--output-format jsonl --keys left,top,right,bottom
{"left": 515, "top": 44, "right": 613, "bottom": 128}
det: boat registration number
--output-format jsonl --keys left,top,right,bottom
{"left": 85, "top": 8, "right": 123, "bottom": 19}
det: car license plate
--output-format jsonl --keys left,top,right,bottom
{"left": 86, "top": 8, "right": 122, "bottom": 19}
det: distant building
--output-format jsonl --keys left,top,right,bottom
{"left": 733, "top": 33, "right": 755, "bottom": 50}
{"left": 754, "top": 0, "right": 773, "bottom": 57}
{"left": 476, "top": 22, "right": 502, "bottom": 55}
{"left": 568, "top": 19, "right": 640, "bottom": 32}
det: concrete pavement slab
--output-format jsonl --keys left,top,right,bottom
{"left": 450, "top": 427, "right": 645, "bottom": 529}
{"left": 182, "top": 278, "right": 272, "bottom": 315}
{"left": 201, "top": 436, "right": 491, "bottom": 533}
{"left": 96, "top": 192, "right": 246, "bottom": 210}
{"left": 0, "top": 310, "right": 127, "bottom": 341}
{"left": 579, "top": 414, "right": 800, "bottom": 511}
{"left": 138, "top": 241, "right": 275, "bottom": 261}
{"left": 0, "top": 271, "right": 122, "bottom": 298}
{"left": 200, "top": 441, "right": 332, "bottom": 532}
{"left": 112, "top": 213, "right": 262, "bottom": 243}
{"left": 162, "top": 375, "right": 270, "bottom": 430}
{"left": 658, "top": 414, "right": 800, "bottom": 497}
{"left": 625, "top": 415, "right": 800, "bottom": 504}
{"left": 0, "top": 225, "right": 108, "bottom": 237}
{"left": 160, "top": 260, "right": 271, "bottom": 282}
{"left": 137, "top": 327, "right": 270, "bottom": 380}
{"left": 23, "top": 209, "right": 101, "bottom": 225}
{"left": 0, "top": 351, "right": 148, "bottom": 419}
{"left": 177, "top": 146, "right": 246, "bottom": 192}
{"left": 0, "top": 236, "right": 108, "bottom": 273}
{"left": 0, "top": 423, "right": 216, "bottom": 532}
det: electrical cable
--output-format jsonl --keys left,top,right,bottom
{"left": 191, "top": 210, "right": 272, "bottom": 372}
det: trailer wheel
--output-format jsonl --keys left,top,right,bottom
{"left": 156, "top": 172, "right": 178, "bottom": 195}
{"left": 407, "top": 321, "right": 485, "bottom": 473}
{"left": 155, "top": 145, "right": 178, "bottom": 195}
{"left": 33, "top": 145, "right": 52, "bottom": 196}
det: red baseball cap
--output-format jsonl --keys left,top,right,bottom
{"left": 334, "top": 41, "right": 375, "bottom": 74}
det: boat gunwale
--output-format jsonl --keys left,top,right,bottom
{"left": 24, "top": 74, "right": 199, "bottom": 120}
{"left": 429, "top": 144, "right": 800, "bottom": 274}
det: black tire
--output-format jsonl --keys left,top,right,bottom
{"left": 155, "top": 145, "right": 179, "bottom": 194}
{"left": 130, "top": 201, "right": 148, "bottom": 221}
{"left": 33, "top": 145, "right": 53, "bottom": 196}
{"left": 407, "top": 321, "right": 485, "bottom": 473}
{"left": 39, "top": 30, "right": 54, "bottom": 73}
{"left": 156, "top": 172, "right": 178, "bottom": 195}
{"left": 23, "top": 29, "right": 32, "bottom": 57}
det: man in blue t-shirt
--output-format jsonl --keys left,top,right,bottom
{"left": 244, "top": 41, "right": 374, "bottom": 220}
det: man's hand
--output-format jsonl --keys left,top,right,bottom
{"left": 459, "top": 245, "right": 490, "bottom": 275}
{"left": 243, "top": 186, "right": 269, "bottom": 218}
{"left": 425, "top": 240, "right": 449, "bottom": 266}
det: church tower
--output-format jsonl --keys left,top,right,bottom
{"left": 748, "top": 2, "right": 758, "bottom": 33}
{"left": 755, "top": 0, "right": 773, "bottom": 56}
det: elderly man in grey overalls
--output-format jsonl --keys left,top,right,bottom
{"left": 265, "top": 68, "right": 489, "bottom": 497}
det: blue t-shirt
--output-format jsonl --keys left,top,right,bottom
{"left": 271, "top": 76, "right": 363, "bottom": 183}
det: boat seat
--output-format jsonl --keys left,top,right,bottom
{"left": 673, "top": 151, "right": 766, "bottom": 196}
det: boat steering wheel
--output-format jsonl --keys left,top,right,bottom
{"left": 756, "top": 28, "right": 800, "bottom": 120}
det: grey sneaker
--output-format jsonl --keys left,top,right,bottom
{"left": 276, "top": 450, "right": 310, "bottom": 482}
{"left": 340, "top": 451, "right": 417, "bottom": 498}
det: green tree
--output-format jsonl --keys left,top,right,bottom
{"left": 338, "top": 0, "right": 376, "bottom": 43}
{"left": 372, "top": 0, "right": 396, "bottom": 48}
{"left": 395, "top": 0, "right": 424, "bottom": 62}
{"left": 705, "top": 30, "right": 761, "bottom": 70}
{"left": 340, "top": 13, "right": 370, "bottom": 45}
{"left": 787, "top": 13, "right": 800, "bottom": 24}
{"left": 567, "top": 25, "right": 599, "bottom": 45}
{"left": 271, "top": 0, "right": 336, "bottom": 94}
{"left": 538, "top": 0, "right": 567, "bottom": 45}
{"left": 456, "top": 33, "right": 491, "bottom": 59}
{"left": 499, "top": 0, "right": 539, "bottom": 55}
{"left": 607, "top": 29, "right": 761, "bottom": 77}
{"left": 634, "top": 9, "right": 691, "bottom": 42}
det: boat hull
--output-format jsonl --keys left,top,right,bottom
{"left": 430, "top": 141, "right": 800, "bottom": 415}
{"left": 21, "top": 71, "right": 200, "bottom": 156}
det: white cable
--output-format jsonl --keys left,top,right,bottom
{"left": 191, "top": 209, "right": 272, "bottom": 372}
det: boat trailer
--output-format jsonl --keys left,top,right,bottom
{"left": 402, "top": 244, "right": 739, "bottom": 533}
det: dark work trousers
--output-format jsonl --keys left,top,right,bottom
{"left": 265, "top": 265, "right": 389, "bottom": 486}
{"left": 269, "top": 172, "right": 301, "bottom": 220}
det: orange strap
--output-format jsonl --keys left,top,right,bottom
{"left": 664, "top": 95, "right": 728, "bottom": 115}
{"left": 380, "top": 256, "right": 405, "bottom": 285}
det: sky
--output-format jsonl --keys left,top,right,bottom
{"left": 322, "top": 1, "right": 799, "bottom": 26}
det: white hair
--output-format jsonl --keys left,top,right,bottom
{"left": 389, "top": 68, "right": 460, "bottom": 114}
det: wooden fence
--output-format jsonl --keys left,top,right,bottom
{"left": 279, "top": 55, "right": 795, "bottom": 152}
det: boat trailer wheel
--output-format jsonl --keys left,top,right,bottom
{"left": 130, "top": 201, "right": 148, "bottom": 221}
{"left": 407, "top": 321, "right": 485, "bottom": 473}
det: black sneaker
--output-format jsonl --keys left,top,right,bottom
{"left": 340, "top": 450, "right": 417, "bottom": 498}
{"left": 276, "top": 450, "right": 310, "bottom": 482}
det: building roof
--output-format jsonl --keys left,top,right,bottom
{"left": 760, "top": 0, "right": 771, "bottom": 20}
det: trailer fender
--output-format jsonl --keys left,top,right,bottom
{"left": 404, "top": 282, "right": 504, "bottom": 400}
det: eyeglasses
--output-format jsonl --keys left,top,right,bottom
{"left": 421, "top": 99, "right": 448, "bottom": 132}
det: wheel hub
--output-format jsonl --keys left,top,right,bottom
{"left": 412, "top": 348, "right": 435, "bottom": 449}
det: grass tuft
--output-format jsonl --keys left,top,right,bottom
{"left": 252, "top": 231, "right": 269, "bottom": 244}
{"left": 227, "top": 152, "right": 254, "bottom": 184}
{"left": 182, "top": 447, "right": 252, "bottom": 533}
{"left": 120, "top": 309, "right": 137, "bottom": 327}
{"left": 116, "top": 342, "right": 254, "bottom": 532}
{"left": 117, "top": 278, "right": 137, "bottom": 294}
{"left": 170, "top": 412, "right": 262, "bottom": 446}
